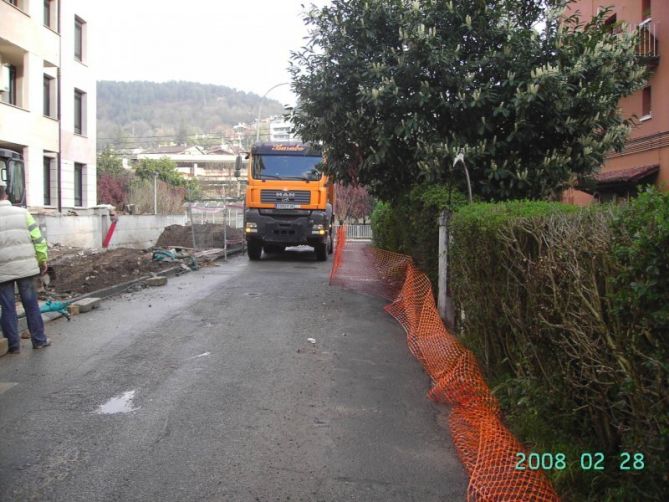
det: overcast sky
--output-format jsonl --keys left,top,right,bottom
{"left": 91, "top": 0, "right": 330, "bottom": 107}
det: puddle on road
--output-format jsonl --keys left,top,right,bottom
{"left": 95, "top": 390, "right": 138, "bottom": 415}
{"left": 190, "top": 352, "right": 211, "bottom": 359}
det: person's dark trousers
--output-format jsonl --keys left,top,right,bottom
{"left": 0, "top": 277, "right": 47, "bottom": 351}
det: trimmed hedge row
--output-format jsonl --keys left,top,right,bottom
{"left": 372, "top": 188, "right": 668, "bottom": 500}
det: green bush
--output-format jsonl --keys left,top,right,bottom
{"left": 370, "top": 183, "right": 466, "bottom": 286}
{"left": 370, "top": 201, "right": 403, "bottom": 252}
{"left": 448, "top": 195, "right": 668, "bottom": 501}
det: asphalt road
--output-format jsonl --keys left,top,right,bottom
{"left": 0, "top": 247, "right": 467, "bottom": 501}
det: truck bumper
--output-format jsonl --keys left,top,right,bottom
{"left": 244, "top": 209, "right": 330, "bottom": 247}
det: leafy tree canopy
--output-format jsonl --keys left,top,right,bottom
{"left": 290, "top": 0, "right": 646, "bottom": 202}
{"left": 97, "top": 147, "right": 125, "bottom": 176}
{"left": 134, "top": 157, "right": 200, "bottom": 199}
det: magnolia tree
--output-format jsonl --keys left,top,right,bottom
{"left": 289, "top": 0, "right": 646, "bottom": 202}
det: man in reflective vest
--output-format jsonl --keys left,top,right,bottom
{"left": 0, "top": 180, "right": 50, "bottom": 353}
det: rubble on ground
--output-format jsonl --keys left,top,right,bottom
{"left": 156, "top": 223, "right": 243, "bottom": 249}
{"left": 38, "top": 224, "right": 243, "bottom": 300}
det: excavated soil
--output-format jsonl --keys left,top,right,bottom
{"left": 47, "top": 248, "right": 173, "bottom": 296}
{"left": 156, "top": 224, "right": 244, "bottom": 249}
{"left": 41, "top": 225, "right": 241, "bottom": 298}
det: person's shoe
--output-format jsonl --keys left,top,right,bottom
{"left": 8, "top": 347, "right": 21, "bottom": 354}
{"left": 33, "top": 338, "right": 51, "bottom": 350}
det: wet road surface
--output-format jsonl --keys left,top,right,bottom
{"left": 0, "top": 248, "right": 466, "bottom": 501}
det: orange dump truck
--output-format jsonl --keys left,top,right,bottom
{"left": 242, "top": 143, "right": 334, "bottom": 261}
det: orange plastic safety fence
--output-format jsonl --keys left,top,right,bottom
{"left": 330, "top": 240, "right": 559, "bottom": 502}
{"left": 329, "top": 226, "right": 347, "bottom": 284}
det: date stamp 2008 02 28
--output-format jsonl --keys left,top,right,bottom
{"left": 514, "top": 452, "right": 645, "bottom": 471}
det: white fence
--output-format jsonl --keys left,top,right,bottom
{"left": 336, "top": 224, "right": 373, "bottom": 240}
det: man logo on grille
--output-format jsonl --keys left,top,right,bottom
{"left": 276, "top": 191, "right": 295, "bottom": 202}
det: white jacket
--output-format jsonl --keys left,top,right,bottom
{"left": 0, "top": 200, "right": 40, "bottom": 282}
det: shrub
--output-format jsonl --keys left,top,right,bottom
{"left": 370, "top": 183, "right": 466, "bottom": 285}
{"left": 97, "top": 172, "right": 131, "bottom": 209}
{"left": 449, "top": 196, "right": 668, "bottom": 500}
{"left": 128, "top": 178, "right": 186, "bottom": 214}
{"left": 370, "top": 201, "right": 403, "bottom": 252}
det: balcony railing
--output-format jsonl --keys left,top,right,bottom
{"left": 637, "top": 18, "right": 659, "bottom": 64}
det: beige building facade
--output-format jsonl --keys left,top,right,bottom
{"left": 0, "top": 0, "right": 96, "bottom": 210}
{"left": 566, "top": 0, "right": 667, "bottom": 203}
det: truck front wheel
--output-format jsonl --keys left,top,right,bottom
{"left": 248, "top": 240, "right": 262, "bottom": 260}
{"left": 315, "top": 242, "right": 327, "bottom": 262}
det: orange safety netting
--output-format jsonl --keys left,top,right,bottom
{"left": 330, "top": 230, "right": 559, "bottom": 502}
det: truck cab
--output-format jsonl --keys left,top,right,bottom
{"left": 243, "top": 143, "right": 334, "bottom": 261}
{"left": 0, "top": 148, "right": 26, "bottom": 207}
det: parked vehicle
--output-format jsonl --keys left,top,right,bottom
{"left": 0, "top": 148, "right": 26, "bottom": 206}
{"left": 241, "top": 143, "right": 334, "bottom": 261}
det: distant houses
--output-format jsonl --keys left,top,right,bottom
{"left": 126, "top": 144, "right": 245, "bottom": 199}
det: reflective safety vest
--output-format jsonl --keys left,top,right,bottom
{"left": 0, "top": 200, "right": 47, "bottom": 283}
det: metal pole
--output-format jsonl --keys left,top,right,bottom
{"left": 153, "top": 174, "right": 158, "bottom": 215}
{"left": 438, "top": 210, "right": 455, "bottom": 330}
{"left": 188, "top": 204, "right": 197, "bottom": 249}
{"left": 224, "top": 207, "right": 228, "bottom": 261}
{"left": 255, "top": 82, "right": 290, "bottom": 142}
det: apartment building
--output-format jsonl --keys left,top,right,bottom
{"left": 0, "top": 0, "right": 96, "bottom": 210}
{"left": 566, "top": 0, "right": 667, "bottom": 203}
{"left": 269, "top": 117, "right": 299, "bottom": 143}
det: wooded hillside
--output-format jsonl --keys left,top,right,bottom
{"left": 97, "top": 80, "right": 285, "bottom": 150}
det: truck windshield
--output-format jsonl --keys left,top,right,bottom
{"left": 253, "top": 155, "right": 323, "bottom": 181}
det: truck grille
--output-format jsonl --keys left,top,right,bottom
{"left": 261, "top": 190, "right": 311, "bottom": 205}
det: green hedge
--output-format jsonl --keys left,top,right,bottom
{"left": 370, "top": 183, "right": 466, "bottom": 286}
{"left": 371, "top": 189, "right": 668, "bottom": 499}
{"left": 449, "top": 190, "right": 668, "bottom": 501}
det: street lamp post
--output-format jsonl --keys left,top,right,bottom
{"left": 256, "top": 82, "right": 290, "bottom": 143}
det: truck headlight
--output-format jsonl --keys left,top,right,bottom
{"left": 312, "top": 224, "right": 326, "bottom": 235}
{"left": 245, "top": 222, "right": 258, "bottom": 233}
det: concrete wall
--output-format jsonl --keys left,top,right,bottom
{"left": 36, "top": 212, "right": 102, "bottom": 249}
{"left": 35, "top": 212, "right": 187, "bottom": 250}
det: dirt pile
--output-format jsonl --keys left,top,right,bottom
{"left": 47, "top": 248, "right": 173, "bottom": 296}
{"left": 156, "top": 224, "right": 243, "bottom": 249}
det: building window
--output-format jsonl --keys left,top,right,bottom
{"left": 43, "top": 0, "right": 59, "bottom": 31}
{"left": 641, "top": 86, "right": 652, "bottom": 119}
{"left": 1, "top": 64, "right": 17, "bottom": 106}
{"left": 43, "top": 74, "right": 56, "bottom": 117}
{"left": 43, "top": 157, "right": 52, "bottom": 206}
{"left": 74, "top": 89, "right": 86, "bottom": 135}
{"left": 74, "top": 163, "right": 84, "bottom": 207}
{"left": 74, "top": 16, "right": 86, "bottom": 62}
{"left": 44, "top": 0, "right": 51, "bottom": 27}
{"left": 642, "top": 0, "right": 651, "bottom": 20}
{"left": 604, "top": 14, "right": 621, "bottom": 34}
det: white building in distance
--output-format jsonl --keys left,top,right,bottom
{"left": 269, "top": 117, "right": 299, "bottom": 143}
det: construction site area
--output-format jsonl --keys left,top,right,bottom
{"left": 42, "top": 223, "right": 244, "bottom": 299}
